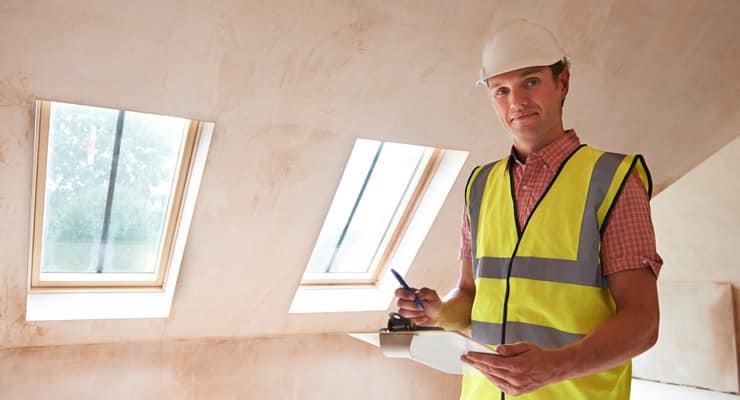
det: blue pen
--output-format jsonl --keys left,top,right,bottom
{"left": 390, "top": 268, "right": 425, "bottom": 310}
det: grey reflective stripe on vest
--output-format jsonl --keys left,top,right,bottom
{"left": 471, "top": 320, "right": 585, "bottom": 349}
{"left": 474, "top": 256, "right": 609, "bottom": 288}
{"left": 468, "top": 151, "right": 625, "bottom": 289}
{"left": 467, "top": 162, "right": 496, "bottom": 263}
{"left": 577, "top": 152, "right": 626, "bottom": 269}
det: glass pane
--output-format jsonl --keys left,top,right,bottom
{"left": 40, "top": 102, "right": 188, "bottom": 275}
{"left": 306, "top": 139, "right": 427, "bottom": 275}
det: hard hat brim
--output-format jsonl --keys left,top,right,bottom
{"left": 476, "top": 55, "right": 568, "bottom": 88}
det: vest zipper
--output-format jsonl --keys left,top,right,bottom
{"left": 497, "top": 145, "right": 586, "bottom": 400}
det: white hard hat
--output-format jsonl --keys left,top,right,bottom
{"left": 476, "top": 19, "right": 568, "bottom": 88}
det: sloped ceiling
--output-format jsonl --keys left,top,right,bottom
{"left": 1, "top": 0, "right": 739, "bottom": 349}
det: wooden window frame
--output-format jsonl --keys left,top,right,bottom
{"left": 300, "top": 146, "right": 444, "bottom": 286}
{"left": 28, "top": 100, "right": 202, "bottom": 290}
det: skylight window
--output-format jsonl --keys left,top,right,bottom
{"left": 301, "top": 139, "right": 442, "bottom": 285}
{"left": 29, "top": 100, "right": 203, "bottom": 289}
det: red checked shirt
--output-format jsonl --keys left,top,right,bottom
{"left": 460, "top": 130, "right": 663, "bottom": 276}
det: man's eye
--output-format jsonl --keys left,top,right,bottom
{"left": 525, "top": 78, "right": 539, "bottom": 87}
{"left": 495, "top": 88, "right": 509, "bottom": 96}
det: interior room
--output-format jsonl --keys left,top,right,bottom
{"left": 1, "top": 1, "right": 739, "bottom": 399}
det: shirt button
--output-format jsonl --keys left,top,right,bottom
{"left": 642, "top": 259, "right": 649, "bottom": 265}
{"left": 522, "top": 185, "right": 529, "bottom": 191}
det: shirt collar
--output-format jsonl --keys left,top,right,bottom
{"left": 509, "top": 129, "right": 581, "bottom": 170}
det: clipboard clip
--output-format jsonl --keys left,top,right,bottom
{"left": 382, "top": 312, "right": 444, "bottom": 332}
{"left": 377, "top": 313, "right": 444, "bottom": 359}
{"left": 385, "top": 312, "right": 415, "bottom": 332}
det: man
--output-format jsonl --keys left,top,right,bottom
{"left": 395, "top": 19, "right": 662, "bottom": 399}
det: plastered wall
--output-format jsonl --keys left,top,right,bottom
{"left": 652, "top": 135, "right": 740, "bottom": 284}
{"left": 1, "top": 1, "right": 740, "bottom": 396}
{"left": 633, "top": 281, "right": 738, "bottom": 392}
{"left": 2, "top": 0, "right": 740, "bottom": 350}
{"left": 649, "top": 135, "right": 740, "bottom": 390}
{"left": 0, "top": 333, "right": 461, "bottom": 400}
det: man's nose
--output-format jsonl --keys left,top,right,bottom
{"left": 509, "top": 88, "right": 530, "bottom": 111}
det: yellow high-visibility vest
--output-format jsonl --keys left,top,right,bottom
{"left": 462, "top": 145, "right": 651, "bottom": 400}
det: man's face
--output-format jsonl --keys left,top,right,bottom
{"left": 486, "top": 66, "right": 569, "bottom": 146}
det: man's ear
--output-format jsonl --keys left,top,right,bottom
{"left": 559, "top": 68, "right": 570, "bottom": 100}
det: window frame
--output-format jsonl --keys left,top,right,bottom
{"left": 28, "top": 99, "right": 203, "bottom": 290}
{"left": 288, "top": 146, "right": 469, "bottom": 314}
{"left": 299, "top": 142, "right": 444, "bottom": 286}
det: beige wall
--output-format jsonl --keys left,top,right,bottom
{"left": 2, "top": 0, "right": 740, "bottom": 350}
{"left": 1, "top": 1, "right": 740, "bottom": 396}
{"left": 650, "top": 135, "right": 740, "bottom": 387}
{"left": 633, "top": 281, "right": 738, "bottom": 392}
{"left": 653, "top": 134, "right": 740, "bottom": 283}
{"left": 0, "top": 333, "right": 461, "bottom": 400}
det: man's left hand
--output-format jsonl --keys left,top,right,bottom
{"left": 461, "top": 342, "right": 565, "bottom": 396}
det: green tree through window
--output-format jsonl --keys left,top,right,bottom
{"left": 41, "top": 102, "right": 187, "bottom": 274}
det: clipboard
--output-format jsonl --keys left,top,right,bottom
{"left": 349, "top": 313, "right": 498, "bottom": 375}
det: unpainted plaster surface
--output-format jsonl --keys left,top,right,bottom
{"left": 1, "top": 0, "right": 739, "bottom": 352}
{"left": 633, "top": 282, "right": 738, "bottom": 393}
{"left": 0, "top": 333, "right": 461, "bottom": 400}
{"left": 651, "top": 134, "right": 740, "bottom": 391}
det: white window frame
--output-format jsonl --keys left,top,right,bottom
{"left": 29, "top": 100, "right": 200, "bottom": 289}
{"left": 289, "top": 146, "right": 468, "bottom": 313}
{"left": 25, "top": 100, "right": 214, "bottom": 321}
{"left": 301, "top": 143, "right": 443, "bottom": 285}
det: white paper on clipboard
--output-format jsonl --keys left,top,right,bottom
{"left": 349, "top": 330, "right": 498, "bottom": 375}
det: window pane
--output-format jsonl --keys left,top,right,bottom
{"left": 40, "top": 102, "right": 187, "bottom": 275}
{"left": 306, "top": 139, "right": 427, "bottom": 275}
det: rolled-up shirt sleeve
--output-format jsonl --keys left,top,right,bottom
{"left": 601, "top": 170, "right": 663, "bottom": 277}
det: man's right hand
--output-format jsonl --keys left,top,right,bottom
{"left": 395, "top": 287, "right": 442, "bottom": 326}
